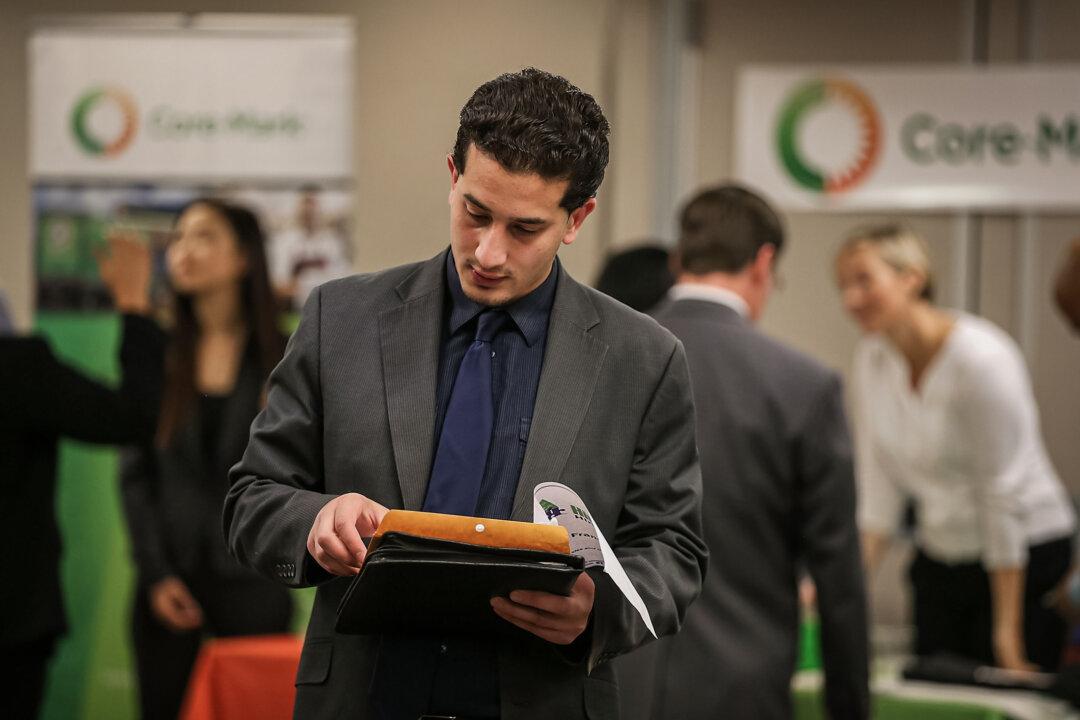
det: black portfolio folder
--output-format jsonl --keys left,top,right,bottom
{"left": 335, "top": 511, "right": 584, "bottom": 635}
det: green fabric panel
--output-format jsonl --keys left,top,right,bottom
{"left": 799, "top": 616, "right": 822, "bottom": 671}
{"left": 33, "top": 312, "right": 311, "bottom": 720}
{"left": 34, "top": 313, "right": 136, "bottom": 720}
{"left": 280, "top": 311, "right": 301, "bottom": 336}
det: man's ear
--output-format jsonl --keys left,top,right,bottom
{"left": 561, "top": 198, "right": 598, "bottom": 246}
{"left": 447, "top": 154, "right": 460, "bottom": 187}
{"left": 752, "top": 243, "right": 776, "bottom": 281}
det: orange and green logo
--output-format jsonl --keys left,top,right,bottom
{"left": 776, "top": 78, "right": 881, "bottom": 194}
{"left": 71, "top": 87, "right": 139, "bottom": 157}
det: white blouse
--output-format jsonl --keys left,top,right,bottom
{"left": 853, "top": 313, "right": 1075, "bottom": 568}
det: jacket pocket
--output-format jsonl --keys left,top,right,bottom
{"left": 295, "top": 638, "right": 333, "bottom": 686}
{"left": 584, "top": 675, "right": 620, "bottom": 720}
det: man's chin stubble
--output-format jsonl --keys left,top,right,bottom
{"left": 462, "top": 285, "right": 514, "bottom": 308}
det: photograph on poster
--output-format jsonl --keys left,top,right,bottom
{"left": 34, "top": 184, "right": 352, "bottom": 316}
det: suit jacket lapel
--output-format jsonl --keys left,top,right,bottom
{"left": 379, "top": 252, "right": 446, "bottom": 510}
{"left": 510, "top": 267, "right": 607, "bottom": 521}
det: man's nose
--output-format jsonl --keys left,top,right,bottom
{"left": 474, "top": 226, "right": 509, "bottom": 269}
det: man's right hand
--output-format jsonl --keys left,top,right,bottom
{"left": 306, "top": 493, "right": 389, "bottom": 576}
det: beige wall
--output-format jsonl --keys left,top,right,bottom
{"left": 696, "top": 0, "right": 971, "bottom": 373}
{"left": 2, "top": 0, "right": 1078, "bottom": 504}
{"left": 688, "top": 0, "right": 1080, "bottom": 630}
{"left": 0, "top": 0, "right": 628, "bottom": 329}
{"left": 3, "top": 0, "right": 1079, "bottom": 662}
{"left": 693, "top": 0, "right": 1080, "bottom": 487}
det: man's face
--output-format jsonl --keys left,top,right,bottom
{"left": 299, "top": 194, "right": 318, "bottom": 232}
{"left": 448, "top": 144, "right": 595, "bottom": 307}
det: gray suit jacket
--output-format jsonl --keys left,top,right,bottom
{"left": 224, "top": 251, "right": 707, "bottom": 720}
{"left": 632, "top": 297, "right": 868, "bottom": 720}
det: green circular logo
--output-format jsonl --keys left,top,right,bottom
{"left": 71, "top": 87, "right": 139, "bottom": 157}
{"left": 776, "top": 78, "right": 881, "bottom": 194}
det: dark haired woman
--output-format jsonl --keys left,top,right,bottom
{"left": 121, "top": 199, "right": 292, "bottom": 719}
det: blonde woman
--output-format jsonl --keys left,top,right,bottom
{"left": 836, "top": 224, "right": 1074, "bottom": 672}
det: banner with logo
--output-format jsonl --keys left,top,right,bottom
{"left": 30, "top": 20, "right": 354, "bottom": 314}
{"left": 735, "top": 65, "right": 1080, "bottom": 211}
{"left": 30, "top": 28, "right": 351, "bottom": 181}
{"left": 27, "top": 17, "right": 348, "bottom": 720}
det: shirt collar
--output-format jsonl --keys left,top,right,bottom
{"left": 667, "top": 282, "right": 750, "bottom": 318}
{"left": 445, "top": 251, "right": 559, "bottom": 347}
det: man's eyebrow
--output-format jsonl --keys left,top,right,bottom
{"left": 463, "top": 193, "right": 491, "bottom": 213}
{"left": 463, "top": 193, "right": 548, "bottom": 226}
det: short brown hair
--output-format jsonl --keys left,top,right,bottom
{"left": 677, "top": 184, "right": 784, "bottom": 274}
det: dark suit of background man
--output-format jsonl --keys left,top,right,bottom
{"left": 639, "top": 185, "right": 869, "bottom": 720}
{"left": 0, "top": 238, "right": 163, "bottom": 720}
{"left": 224, "top": 68, "right": 707, "bottom": 720}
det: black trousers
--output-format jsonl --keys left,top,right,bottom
{"left": 131, "top": 572, "right": 293, "bottom": 720}
{"left": 0, "top": 636, "right": 56, "bottom": 720}
{"left": 910, "top": 536, "right": 1072, "bottom": 671}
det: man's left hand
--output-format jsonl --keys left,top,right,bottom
{"left": 490, "top": 571, "right": 595, "bottom": 644}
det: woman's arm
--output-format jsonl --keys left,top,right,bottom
{"left": 850, "top": 344, "right": 902, "bottom": 582}
{"left": 990, "top": 567, "right": 1037, "bottom": 671}
{"left": 861, "top": 529, "right": 891, "bottom": 581}
{"left": 960, "top": 345, "right": 1045, "bottom": 669}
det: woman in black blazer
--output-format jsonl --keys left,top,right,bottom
{"left": 121, "top": 199, "right": 293, "bottom": 720}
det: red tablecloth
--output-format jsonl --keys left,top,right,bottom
{"left": 180, "top": 634, "right": 304, "bottom": 720}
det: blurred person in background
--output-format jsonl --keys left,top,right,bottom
{"left": 1048, "top": 239, "right": 1080, "bottom": 625}
{"left": 0, "top": 290, "right": 14, "bottom": 332}
{"left": 121, "top": 199, "right": 292, "bottom": 720}
{"left": 0, "top": 236, "right": 164, "bottom": 720}
{"left": 836, "top": 224, "right": 1075, "bottom": 672}
{"left": 593, "top": 243, "right": 674, "bottom": 313}
{"left": 639, "top": 185, "right": 868, "bottom": 720}
{"left": 1054, "top": 237, "right": 1080, "bottom": 332}
{"left": 269, "top": 186, "right": 351, "bottom": 311}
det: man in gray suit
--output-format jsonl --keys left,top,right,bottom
{"left": 644, "top": 185, "right": 869, "bottom": 720}
{"left": 224, "top": 68, "right": 706, "bottom": 720}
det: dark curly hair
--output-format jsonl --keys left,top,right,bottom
{"left": 452, "top": 67, "right": 610, "bottom": 212}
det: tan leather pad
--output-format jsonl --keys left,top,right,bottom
{"left": 372, "top": 509, "right": 570, "bottom": 555}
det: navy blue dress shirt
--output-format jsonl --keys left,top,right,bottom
{"left": 432, "top": 250, "right": 556, "bottom": 520}
{"left": 408, "top": 250, "right": 557, "bottom": 718}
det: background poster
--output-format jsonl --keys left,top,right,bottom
{"left": 735, "top": 64, "right": 1080, "bottom": 211}
{"left": 35, "top": 185, "right": 353, "bottom": 314}
{"left": 28, "top": 16, "right": 353, "bottom": 720}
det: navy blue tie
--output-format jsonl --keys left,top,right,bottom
{"left": 423, "top": 310, "right": 506, "bottom": 515}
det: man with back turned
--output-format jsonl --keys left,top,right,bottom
{"left": 643, "top": 185, "right": 869, "bottom": 720}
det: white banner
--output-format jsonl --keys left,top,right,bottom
{"left": 30, "top": 25, "right": 352, "bottom": 182}
{"left": 735, "top": 65, "right": 1080, "bottom": 211}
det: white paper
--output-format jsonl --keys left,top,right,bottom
{"left": 533, "top": 482, "right": 656, "bottom": 638}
